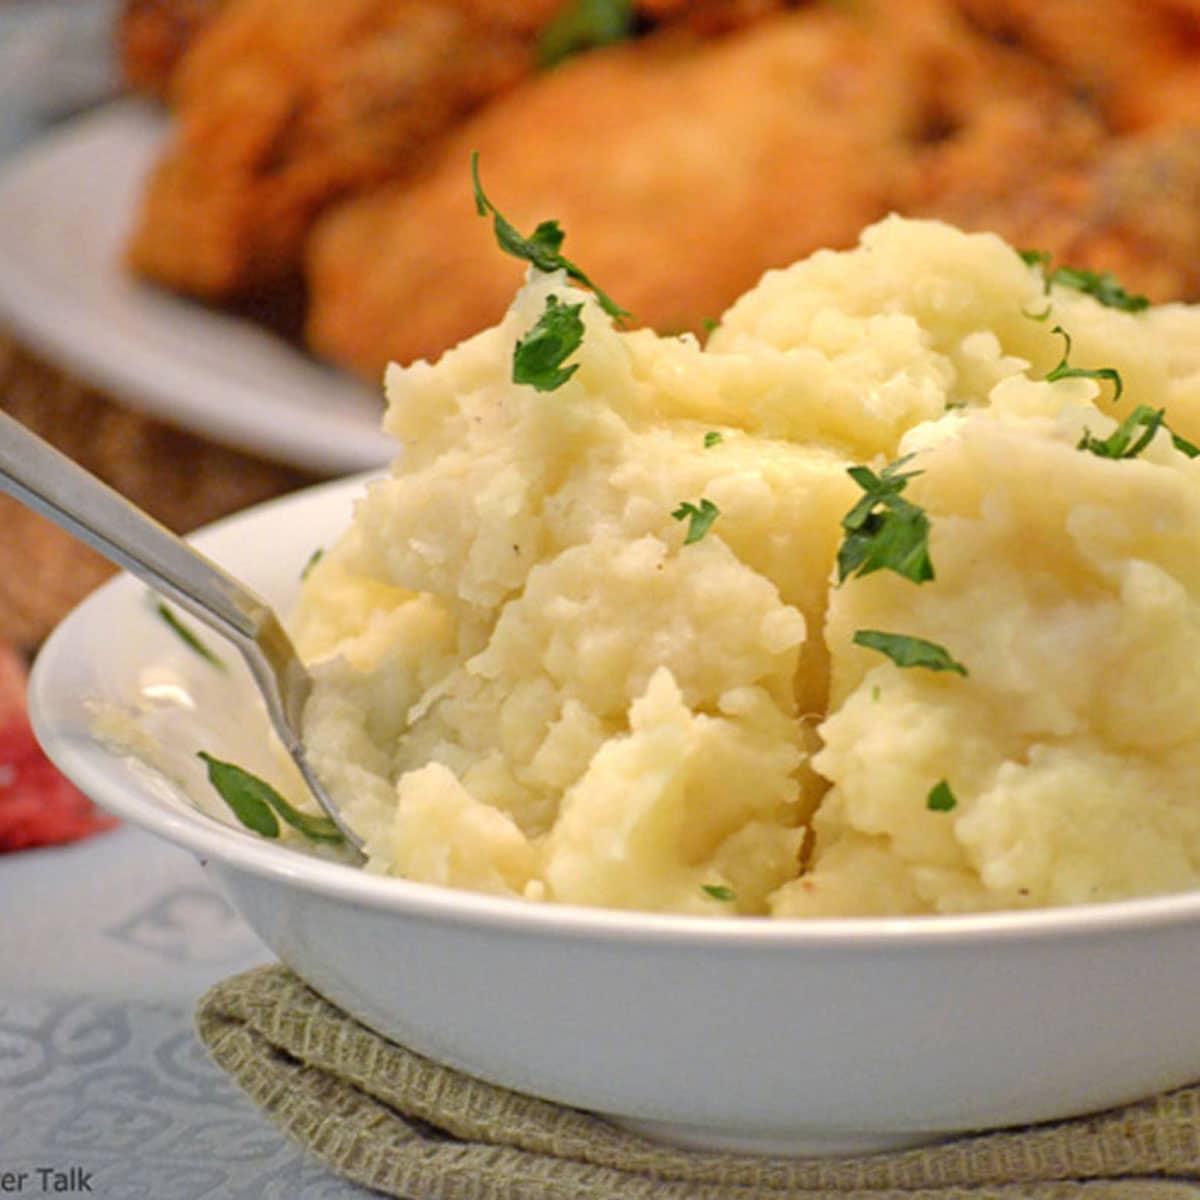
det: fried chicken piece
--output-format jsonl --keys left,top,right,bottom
{"left": 635, "top": 0, "right": 797, "bottom": 34}
{"left": 125, "top": 0, "right": 542, "bottom": 298}
{"left": 304, "top": 0, "right": 1089, "bottom": 377}
{"left": 304, "top": 10, "right": 912, "bottom": 375}
{"left": 117, "top": 0, "right": 232, "bottom": 98}
{"left": 910, "top": 3, "right": 1200, "bottom": 303}
{"left": 116, "top": 0, "right": 783, "bottom": 102}
{"left": 117, "top": 0, "right": 569, "bottom": 102}
{"left": 919, "top": 124, "right": 1200, "bottom": 303}
{"left": 954, "top": 0, "right": 1200, "bottom": 132}
{"left": 122, "top": 0, "right": 803, "bottom": 300}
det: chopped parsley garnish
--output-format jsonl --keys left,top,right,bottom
{"left": 672, "top": 498, "right": 720, "bottom": 544}
{"left": 155, "top": 601, "right": 224, "bottom": 669}
{"left": 926, "top": 779, "right": 958, "bottom": 812}
{"left": 300, "top": 547, "right": 324, "bottom": 580}
{"left": 513, "top": 294, "right": 585, "bottom": 391}
{"left": 1045, "top": 326, "right": 1124, "bottom": 403}
{"left": 1078, "top": 405, "right": 1166, "bottom": 460}
{"left": 703, "top": 431, "right": 724, "bottom": 448}
{"left": 852, "top": 630, "right": 968, "bottom": 676}
{"left": 1052, "top": 266, "right": 1150, "bottom": 312}
{"left": 471, "top": 152, "right": 628, "bottom": 322}
{"left": 198, "top": 752, "right": 345, "bottom": 845}
{"left": 536, "top": 0, "right": 636, "bottom": 69}
{"left": 837, "top": 455, "right": 934, "bottom": 585}
{"left": 701, "top": 884, "right": 737, "bottom": 902}
{"left": 1019, "top": 249, "right": 1150, "bottom": 313}
{"left": 1077, "top": 404, "right": 1200, "bottom": 461}
{"left": 1172, "top": 429, "right": 1200, "bottom": 459}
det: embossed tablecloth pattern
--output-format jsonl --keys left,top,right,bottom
{"left": 0, "top": 825, "right": 374, "bottom": 1198}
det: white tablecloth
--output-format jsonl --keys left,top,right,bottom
{"left": 0, "top": 824, "right": 376, "bottom": 1198}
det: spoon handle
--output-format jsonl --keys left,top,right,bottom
{"left": 0, "top": 409, "right": 365, "bottom": 855}
{"left": 0, "top": 408, "right": 268, "bottom": 646}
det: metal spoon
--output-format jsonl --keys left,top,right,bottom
{"left": 0, "top": 408, "right": 365, "bottom": 859}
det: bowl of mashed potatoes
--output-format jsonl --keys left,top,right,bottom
{"left": 30, "top": 216, "right": 1200, "bottom": 1154}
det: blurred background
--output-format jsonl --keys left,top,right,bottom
{"left": 0, "top": 0, "right": 119, "bottom": 164}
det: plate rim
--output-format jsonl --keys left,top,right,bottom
{"left": 0, "top": 99, "right": 394, "bottom": 474}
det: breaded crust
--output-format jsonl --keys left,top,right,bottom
{"left": 124, "top": 0, "right": 539, "bottom": 297}
{"left": 116, "top": 0, "right": 232, "bottom": 97}
{"left": 121, "top": 0, "right": 1200, "bottom": 381}
{"left": 304, "top": 0, "right": 1096, "bottom": 376}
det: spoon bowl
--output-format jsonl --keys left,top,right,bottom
{"left": 0, "top": 408, "right": 364, "bottom": 857}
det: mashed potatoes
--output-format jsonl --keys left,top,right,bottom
{"left": 291, "top": 215, "right": 1200, "bottom": 916}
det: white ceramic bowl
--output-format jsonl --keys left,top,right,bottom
{"left": 28, "top": 474, "right": 1200, "bottom": 1157}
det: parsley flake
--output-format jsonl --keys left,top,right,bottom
{"left": 198, "top": 752, "right": 344, "bottom": 845}
{"left": 702, "top": 884, "right": 737, "bottom": 902}
{"left": 1019, "top": 249, "right": 1149, "bottom": 312}
{"left": 471, "top": 153, "right": 628, "bottom": 322}
{"left": 536, "top": 0, "right": 636, "bottom": 69}
{"left": 1051, "top": 266, "right": 1150, "bottom": 313}
{"left": 1045, "top": 326, "right": 1124, "bottom": 402}
{"left": 703, "top": 431, "right": 724, "bottom": 448}
{"left": 1018, "top": 248, "right": 1053, "bottom": 273}
{"left": 853, "top": 629, "right": 968, "bottom": 676}
{"left": 837, "top": 456, "right": 934, "bottom": 585}
{"left": 513, "top": 294, "right": 585, "bottom": 391}
{"left": 155, "top": 601, "right": 224, "bottom": 669}
{"left": 926, "top": 779, "right": 958, "bottom": 812}
{"left": 1171, "top": 429, "right": 1200, "bottom": 459}
{"left": 672, "top": 498, "right": 720, "bottom": 544}
{"left": 1078, "top": 404, "right": 1200, "bottom": 461}
{"left": 1078, "top": 405, "right": 1165, "bottom": 460}
{"left": 300, "top": 548, "right": 324, "bottom": 580}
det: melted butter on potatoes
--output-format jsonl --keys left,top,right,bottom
{"left": 292, "top": 215, "right": 1200, "bottom": 916}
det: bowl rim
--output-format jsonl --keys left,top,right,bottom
{"left": 28, "top": 475, "right": 1200, "bottom": 951}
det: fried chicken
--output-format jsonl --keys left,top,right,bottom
{"left": 303, "top": 0, "right": 1100, "bottom": 378}
{"left": 121, "top": 0, "right": 789, "bottom": 300}
{"left": 124, "top": 0, "right": 543, "bottom": 298}
{"left": 121, "top": 0, "right": 1200, "bottom": 386}
{"left": 117, "top": 0, "right": 233, "bottom": 98}
{"left": 954, "top": 0, "right": 1200, "bottom": 132}
{"left": 919, "top": 125, "right": 1200, "bottom": 304}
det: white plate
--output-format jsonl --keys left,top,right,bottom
{"left": 0, "top": 100, "right": 394, "bottom": 474}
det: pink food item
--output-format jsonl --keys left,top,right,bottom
{"left": 0, "top": 642, "right": 117, "bottom": 852}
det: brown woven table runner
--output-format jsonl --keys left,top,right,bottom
{"left": 196, "top": 964, "right": 1200, "bottom": 1200}
{"left": 0, "top": 325, "right": 318, "bottom": 654}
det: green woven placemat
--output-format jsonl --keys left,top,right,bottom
{"left": 195, "top": 964, "right": 1200, "bottom": 1199}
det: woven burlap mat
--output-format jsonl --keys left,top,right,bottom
{"left": 196, "top": 965, "right": 1200, "bottom": 1199}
